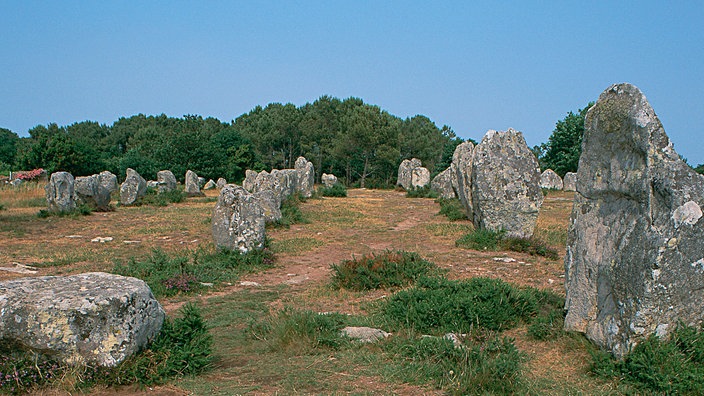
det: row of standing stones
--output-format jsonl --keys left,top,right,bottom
{"left": 2, "top": 83, "right": 703, "bottom": 369}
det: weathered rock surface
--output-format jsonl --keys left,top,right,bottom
{"left": 253, "top": 189, "right": 282, "bottom": 223}
{"left": 46, "top": 172, "right": 76, "bottom": 213}
{"left": 204, "top": 179, "right": 216, "bottom": 190}
{"left": 243, "top": 170, "right": 258, "bottom": 192}
{"left": 120, "top": 168, "right": 147, "bottom": 205}
{"left": 212, "top": 185, "right": 266, "bottom": 253}
{"left": 295, "top": 156, "right": 315, "bottom": 198}
{"left": 156, "top": 170, "right": 177, "bottom": 193}
{"left": 453, "top": 142, "right": 475, "bottom": 216}
{"left": 272, "top": 169, "right": 299, "bottom": 200}
{"left": 321, "top": 173, "right": 338, "bottom": 188}
{"left": 540, "top": 169, "right": 564, "bottom": 190}
{"left": 411, "top": 166, "right": 430, "bottom": 189}
{"left": 563, "top": 172, "right": 577, "bottom": 191}
{"left": 471, "top": 129, "right": 543, "bottom": 238}
{"left": 216, "top": 178, "right": 227, "bottom": 189}
{"left": 431, "top": 167, "right": 456, "bottom": 199}
{"left": 341, "top": 326, "right": 391, "bottom": 343}
{"left": 185, "top": 170, "right": 204, "bottom": 197}
{"left": 397, "top": 158, "right": 423, "bottom": 190}
{"left": 98, "top": 171, "right": 119, "bottom": 194}
{"left": 75, "top": 175, "right": 111, "bottom": 211}
{"left": 0, "top": 272, "right": 164, "bottom": 367}
{"left": 564, "top": 83, "right": 704, "bottom": 358}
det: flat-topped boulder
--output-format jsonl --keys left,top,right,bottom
{"left": 564, "top": 83, "right": 704, "bottom": 358}
{"left": 0, "top": 272, "right": 164, "bottom": 367}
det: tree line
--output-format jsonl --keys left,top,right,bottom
{"left": 0, "top": 96, "right": 463, "bottom": 187}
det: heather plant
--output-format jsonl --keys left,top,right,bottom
{"left": 456, "top": 229, "right": 559, "bottom": 260}
{"left": 406, "top": 185, "right": 439, "bottom": 198}
{"left": 318, "top": 182, "right": 347, "bottom": 197}
{"left": 330, "top": 250, "right": 440, "bottom": 291}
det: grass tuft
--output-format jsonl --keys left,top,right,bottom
{"left": 330, "top": 250, "right": 440, "bottom": 291}
{"left": 37, "top": 204, "right": 93, "bottom": 218}
{"left": 436, "top": 197, "right": 467, "bottom": 221}
{"left": 456, "top": 229, "right": 559, "bottom": 260}
{"left": 405, "top": 185, "right": 439, "bottom": 199}
{"left": 136, "top": 188, "right": 187, "bottom": 207}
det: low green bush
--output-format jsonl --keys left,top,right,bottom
{"left": 0, "top": 203, "right": 5, "bottom": 211}
{"left": 436, "top": 198, "right": 467, "bottom": 221}
{"left": 318, "top": 183, "right": 347, "bottom": 197}
{"left": 406, "top": 185, "right": 439, "bottom": 199}
{"left": 113, "top": 246, "right": 275, "bottom": 298}
{"left": 137, "top": 187, "right": 187, "bottom": 207}
{"left": 456, "top": 228, "right": 505, "bottom": 250}
{"left": 591, "top": 324, "right": 704, "bottom": 394}
{"left": 330, "top": 250, "right": 440, "bottom": 291}
{"left": 456, "top": 229, "right": 559, "bottom": 260}
{"left": 269, "top": 193, "right": 308, "bottom": 229}
{"left": 37, "top": 204, "right": 93, "bottom": 218}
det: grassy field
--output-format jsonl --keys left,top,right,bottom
{"left": 0, "top": 182, "right": 630, "bottom": 395}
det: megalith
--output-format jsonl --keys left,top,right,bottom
{"left": 75, "top": 174, "right": 111, "bottom": 211}
{"left": 185, "top": 170, "right": 204, "bottom": 197}
{"left": 46, "top": 172, "right": 76, "bottom": 213}
{"left": 540, "top": 169, "right": 564, "bottom": 190}
{"left": 563, "top": 172, "right": 577, "bottom": 192}
{"left": 471, "top": 129, "right": 543, "bottom": 238}
{"left": 321, "top": 173, "right": 338, "bottom": 188}
{"left": 243, "top": 169, "right": 258, "bottom": 192}
{"left": 295, "top": 156, "right": 315, "bottom": 198}
{"left": 453, "top": 142, "right": 475, "bottom": 215}
{"left": 564, "top": 83, "right": 704, "bottom": 358}
{"left": 431, "top": 167, "right": 456, "bottom": 199}
{"left": 98, "top": 171, "right": 118, "bottom": 195}
{"left": 411, "top": 166, "right": 430, "bottom": 189}
{"left": 156, "top": 170, "right": 177, "bottom": 193}
{"left": 212, "top": 185, "right": 266, "bottom": 253}
{"left": 120, "top": 168, "right": 147, "bottom": 205}
{"left": 397, "top": 158, "right": 423, "bottom": 190}
{"left": 0, "top": 272, "right": 164, "bottom": 367}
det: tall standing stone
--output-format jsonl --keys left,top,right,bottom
{"left": 75, "top": 174, "right": 111, "bottom": 211}
{"left": 120, "top": 168, "right": 147, "bottom": 206}
{"left": 156, "top": 170, "right": 177, "bottom": 193}
{"left": 453, "top": 142, "right": 475, "bottom": 216}
{"left": 563, "top": 172, "right": 577, "bottom": 192}
{"left": 564, "top": 83, "right": 704, "bottom": 358}
{"left": 397, "top": 158, "right": 423, "bottom": 190}
{"left": 294, "top": 156, "right": 315, "bottom": 198}
{"left": 212, "top": 185, "right": 266, "bottom": 253}
{"left": 540, "top": 169, "right": 564, "bottom": 190}
{"left": 185, "top": 170, "right": 204, "bottom": 197}
{"left": 321, "top": 173, "right": 338, "bottom": 188}
{"left": 98, "top": 171, "right": 118, "bottom": 195}
{"left": 431, "top": 167, "right": 456, "bottom": 199}
{"left": 46, "top": 171, "right": 76, "bottom": 213}
{"left": 471, "top": 129, "right": 543, "bottom": 238}
{"left": 243, "top": 169, "right": 258, "bottom": 192}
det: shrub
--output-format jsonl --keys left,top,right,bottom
{"left": 436, "top": 198, "right": 467, "bottom": 221}
{"left": 37, "top": 204, "right": 93, "bottom": 218}
{"left": 113, "top": 246, "right": 275, "bottom": 298}
{"left": 330, "top": 250, "right": 440, "bottom": 291}
{"left": 456, "top": 229, "right": 559, "bottom": 260}
{"left": 137, "top": 187, "right": 186, "bottom": 207}
{"left": 406, "top": 185, "right": 439, "bottom": 198}
{"left": 318, "top": 183, "right": 347, "bottom": 197}
{"left": 0, "top": 203, "right": 5, "bottom": 211}
{"left": 590, "top": 324, "right": 704, "bottom": 394}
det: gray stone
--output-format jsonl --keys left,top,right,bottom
{"left": 453, "top": 142, "right": 475, "bottom": 217}
{"left": 431, "top": 167, "right": 456, "bottom": 199}
{"left": 564, "top": 83, "right": 704, "bottom": 358}
{"left": 75, "top": 175, "right": 111, "bottom": 211}
{"left": 10, "top": 179, "right": 22, "bottom": 187}
{"left": 185, "top": 170, "right": 204, "bottom": 197}
{"left": 272, "top": 169, "right": 298, "bottom": 200}
{"left": 216, "top": 178, "right": 227, "bottom": 189}
{"left": 156, "top": 170, "right": 177, "bottom": 193}
{"left": 540, "top": 169, "right": 564, "bottom": 190}
{"left": 471, "top": 129, "right": 543, "bottom": 238}
{"left": 203, "top": 179, "right": 216, "bottom": 190}
{"left": 212, "top": 185, "right": 266, "bottom": 253}
{"left": 253, "top": 189, "right": 282, "bottom": 223}
{"left": 0, "top": 272, "right": 164, "bottom": 367}
{"left": 98, "top": 171, "right": 118, "bottom": 194}
{"left": 243, "top": 169, "right": 258, "bottom": 192}
{"left": 294, "top": 156, "right": 315, "bottom": 198}
{"left": 397, "top": 158, "right": 423, "bottom": 190}
{"left": 321, "top": 173, "right": 338, "bottom": 188}
{"left": 119, "top": 168, "right": 147, "bottom": 206}
{"left": 563, "top": 172, "right": 577, "bottom": 192}
{"left": 46, "top": 172, "right": 76, "bottom": 213}
{"left": 411, "top": 166, "right": 430, "bottom": 189}
{"left": 341, "top": 326, "right": 391, "bottom": 343}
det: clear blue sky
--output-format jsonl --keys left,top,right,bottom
{"left": 2, "top": 1, "right": 703, "bottom": 164}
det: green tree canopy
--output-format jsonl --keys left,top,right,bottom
{"left": 539, "top": 102, "right": 594, "bottom": 177}
{"left": 0, "top": 128, "right": 19, "bottom": 171}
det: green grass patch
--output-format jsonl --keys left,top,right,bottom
{"left": 456, "top": 229, "right": 559, "bottom": 260}
{"left": 591, "top": 324, "right": 704, "bottom": 394}
{"left": 318, "top": 183, "right": 347, "bottom": 197}
{"left": 269, "top": 193, "right": 309, "bottom": 229}
{"left": 0, "top": 203, "right": 5, "bottom": 211}
{"left": 330, "top": 251, "right": 441, "bottom": 291}
{"left": 406, "top": 185, "right": 439, "bottom": 198}
{"left": 136, "top": 187, "right": 187, "bottom": 207}
{"left": 113, "top": 246, "right": 275, "bottom": 298}
{"left": 271, "top": 237, "right": 323, "bottom": 254}
{"left": 436, "top": 197, "right": 467, "bottom": 221}
{"left": 37, "top": 204, "right": 92, "bottom": 218}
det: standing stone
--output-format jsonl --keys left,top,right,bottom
{"left": 75, "top": 175, "right": 111, "bottom": 211}
{"left": 185, "top": 170, "right": 204, "bottom": 197}
{"left": 0, "top": 272, "right": 164, "bottom": 367}
{"left": 431, "top": 167, "right": 456, "bottom": 199}
{"left": 563, "top": 172, "right": 577, "bottom": 192}
{"left": 98, "top": 171, "right": 118, "bottom": 195}
{"left": 295, "top": 156, "right": 315, "bottom": 198}
{"left": 243, "top": 169, "right": 258, "bottom": 192}
{"left": 411, "top": 166, "right": 430, "bottom": 189}
{"left": 253, "top": 189, "right": 282, "bottom": 223}
{"left": 156, "top": 170, "right": 177, "bottom": 193}
{"left": 397, "top": 158, "right": 423, "bottom": 190}
{"left": 204, "top": 179, "right": 216, "bottom": 190}
{"left": 471, "top": 129, "right": 543, "bottom": 238}
{"left": 453, "top": 142, "right": 475, "bottom": 216}
{"left": 212, "top": 185, "right": 266, "bottom": 253}
{"left": 321, "top": 173, "right": 338, "bottom": 188}
{"left": 564, "top": 83, "right": 704, "bottom": 358}
{"left": 252, "top": 171, "right": 282, "bottom": 205}
{"left": 119, "top": 168, "right": 147, "bottom": 206}
{"left": 540, "top": 169, "right": 564, "bottom": 190}
{"left": 216, "top": 178, "right": 227, "bottom": 189}
{"left": 46, "top": 171, "right": 76, "bottom": 213}
{"left": 273, "top": 169, "right": 299, "bottom": 200}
